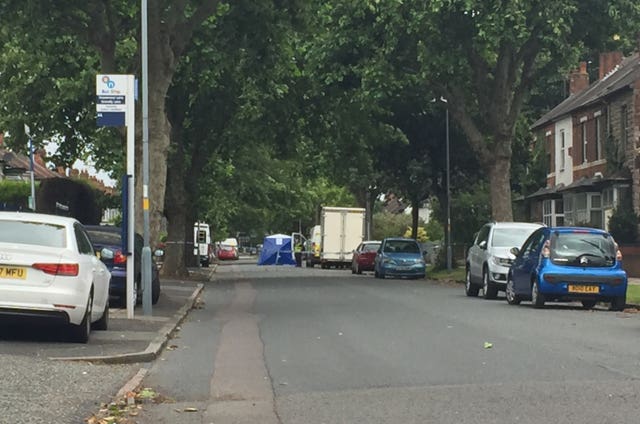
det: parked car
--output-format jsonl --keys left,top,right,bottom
{"left": 85, "top": 225, "right": 161, "bottom": 306}
{"left": 506, "top": 226, "right": 627, "bottom": 310}
{"left": 217, "top": 244, "right": 239, "bottom": 260}
{"left": 0, "top": 212, "right": 111, "bottom": 343}
{"left": 466, "top": 221, "right": 544, "bottom": 299}
{"left": 374, "top": 238, "right": 426, "bottom": 279}
{"left": 351, "top": 241, "right": 381, "bottom": 274}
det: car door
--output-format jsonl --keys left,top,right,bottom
{"left": 511, "top": 229, "right": 545, "bottom": 294}
{"left": 469, "top": 224, "right": 490, "bottom": 283}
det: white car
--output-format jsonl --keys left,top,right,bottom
{"left": 0, "top": 212, "right": 111, "bottom": 343}
{"left": 466, "top": 221, "right": 544, "bottom": 299}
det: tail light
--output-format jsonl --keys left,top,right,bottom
{"left": 33, "top": 263, "right": 79, "bottom": 276}
{"left": 541, "top": 240, "right": 551, "bottom": 258}
{"left": 615, "top": 243, "right": 623, "bottom": 261}
{"left": 114, "top": 250, "right": 127, "bottom": 265}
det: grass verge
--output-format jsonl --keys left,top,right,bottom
{"left": 626, "top": 284, "right": 640, "bottom": 305}
{"left": 427, "top": 266, "right": 465, "bottom": 283}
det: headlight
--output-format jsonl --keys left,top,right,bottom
{"left": 492, "top": 256, "right": 512, "bottom": 266}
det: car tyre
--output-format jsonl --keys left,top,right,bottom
{"left": 610, "top": 295, "right": 626, "bottom": 311}
{"left": 93, "top": 299, "right": 109, "bottom": 331}
{"left": 581, "top": 300, "right": 597, "bottom": 309}
{"left": 356, "top": 263, "right": 363, "bottom": 275}
{"left": 351, "top": 262, "right": 356, "bottom": 274}
{"left": 465, "top": 268, "right": 480, "bottom": 297}
{"left": 483, "top": 269, "right": 498, "bottom": 299}
{"left": 506, "top": 276, "right": 521, "bottom": 305}
{"left": 531, "top": 280, "right": 545, "bottom": 308}
{"left": 70, "top": 295, "right": 92, "bottom": 343}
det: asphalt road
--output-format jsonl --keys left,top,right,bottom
{"left": 128, "top": 260, "right": 640, "bottom": 423}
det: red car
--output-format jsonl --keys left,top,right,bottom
{"left": 217, "top": 244, "right": 239, "bottom": 260}
{"left": 351, "top": 241, "right": 381, "bottom": 274}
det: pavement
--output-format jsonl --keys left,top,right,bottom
{"left": 47, "top": 265, "right": 215, "bottom": 364}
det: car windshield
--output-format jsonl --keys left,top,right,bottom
{"left": 491, "top": 227, "right": 537, "bottom": 248}
{"left": 86, "top": 229, "right": 121, "bottom": 245}
{"left": 550, "top": 232, "right": 616, "bottom": 267}
{"left": 221, "top": 245, "right": 234, "bottom": 251}
{"left": 363, "top": 243, "right": 380, "bottom": 252}
{"left": 0, "top": 220, "right": 67, "bottom": 248}
{"left": 383, "top": 240, "right": 420, "bottom": 253}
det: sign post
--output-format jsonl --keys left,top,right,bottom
{"left": 96, "top": 74, "right": 136, "bottom": 319}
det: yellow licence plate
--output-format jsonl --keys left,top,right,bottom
{"left": 0, "top": 266, "right": 27, "bottom": 280}
{"left": 568, "top": 285, "right": 599, "bottom": 294}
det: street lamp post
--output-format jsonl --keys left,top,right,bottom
{"left": 445, "top": 106, "right": 452, "bottom": 271}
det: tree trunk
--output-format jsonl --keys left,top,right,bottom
{"left": 485, "top": 153, "right": 513, "bottom": 221}
{"left": 411, "top": 199, "right": 419, "bottom": 239}
{"left": 161, "top": 121, "right": 192, "bottom": 278}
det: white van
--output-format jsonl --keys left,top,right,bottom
{"left": 194, "top": 222, "right": 213, "bottom": 267}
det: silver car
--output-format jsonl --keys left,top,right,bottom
{"left": 465, "top": 222, "right": 543, "bottom": 299}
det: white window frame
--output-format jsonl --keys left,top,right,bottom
{"left": 581, "top": 121, "right": 588, "bottom": 163}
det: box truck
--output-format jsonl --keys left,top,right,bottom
{"left": 320, "top": 206, "right": 366, "bottom": 268}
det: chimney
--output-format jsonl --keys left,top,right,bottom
{"left": 569, "top": 61, "right": 589, "bottom": 95}
{"left": 598, "top": 51, "right": 623, "bottom": 80}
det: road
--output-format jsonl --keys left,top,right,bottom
{"left": 132, "top": 259, "right": 640, "bottom": 423}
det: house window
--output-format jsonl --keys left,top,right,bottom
{"left": 560, "top": 130, "right": 566, "bottom": 170}
{"left": 596, "top": 116, "right": 601, "bottom": 159}
{"left": 574, "top": 193, "right": 588, "bottom": 224}
{"left": 581, "top": 122, "right": 587, "bottom": 163}
{"left": 589, "top": 194, "right": 602, "bottom": 228}
{"left": 543, "top": 199, "right": 564, "bottom": 226}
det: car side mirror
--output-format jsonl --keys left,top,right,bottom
{"left": 100, "top": 248, "right": 114, "bottom": 260}
{"left": 510, "top": 247, "right": 520, "bottom": 256}
{"left": 479, "top": 240, "right": 487, "bottom": 250}
{"left": 154, "top": 249, "right": 164, "bottom": 257}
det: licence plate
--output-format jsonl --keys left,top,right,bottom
{"left": 0, "top": 266, "right": 27, "bottom": 280}
{"left": 568, "top": 285, "right": 599, "bottom": 294}
{"left": 396, "top": 266, "right": 411, "bottom": 271}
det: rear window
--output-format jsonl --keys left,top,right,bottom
{"left": 383, "top": 240, "right": 420, "bottom": 254}
{"left": 363, "top": 243, "right": 380, "bottom": 252}
{"left": 86, "top": 229, "right": 121, "bottom": 245}
{"left": 0, "top": 220, "right": 67, "bottom": 248}
{"left": 550, "top": 232, "right": 616, "bottom": 267}
{"left": 492, "top": 227, "right": 538, "bottom": 248}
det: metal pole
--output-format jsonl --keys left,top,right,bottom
{"left": 445, "top": 107, "right": 452, "bottom": 271}
{"left": 141, "top": 0, "right": 152, "bottom": 315}
{"left": 28, "top": 138, "right": 36, "bottom": 211}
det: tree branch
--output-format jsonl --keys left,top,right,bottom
{"left": 171, "top": 0, "right": 221, "bottom": 57}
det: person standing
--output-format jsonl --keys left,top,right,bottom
{"left": 294, "top": 238, "right": 304, "bottom": 267}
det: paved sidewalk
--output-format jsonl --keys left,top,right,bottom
{"left": 48, "top": 267, "right": 215, "bottom": 363}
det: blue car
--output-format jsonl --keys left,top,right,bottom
{"left": 86, "top": 225, "right": 161, "bottom": 306}
{"left": 374, "top": 238, "right": 426, "bottom": 279}
{"left": 506, "top": 226, "right": 627, "bottom": 310}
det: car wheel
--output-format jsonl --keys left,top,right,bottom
{"left": 374, "top": 268, "right": 379, "bottom": 278}
{"left": 70, "top": 295, "right": 92, "bottom": 343}
{"left": 351, "top": 262, "right": 356, "bottom": 274}
{"left": 93, "top": 299, "right": 109, "bottom": 331}
{"left": 465, "top": 268, "right": 479, "bottom": 297}
{"left": 610, "top": 295, "right": 626, "bottom": 311}
{"left": 152, "top": 277, "right": 161, "bottom": 305}
{"left": 581, "top": 300, "right": 597, "bottom": 309}
{"left": 482, "top": 269, "right": 498, "bottom": 299}
{"left": 531, "top": 280, "right": 545, "bottom": 308}
{"left": 356, "top": 263, "right": 362, "bottom": 275}
{"left": 506, "top": 276, "right": 521, "bottom": 305}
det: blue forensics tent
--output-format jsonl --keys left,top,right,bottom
{"left": 257, "top": 234, "right": 296, "bottom": 266}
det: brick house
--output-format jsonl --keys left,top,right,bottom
{"left": 527, "top": 51, "right": 640, "bottom": 232}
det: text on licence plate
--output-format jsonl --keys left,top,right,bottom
{"left": 568, "top": 284, "right": 599, "bottom": 294}
{"left": 0, "top": 266, "right": 27, "bottom": 280}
